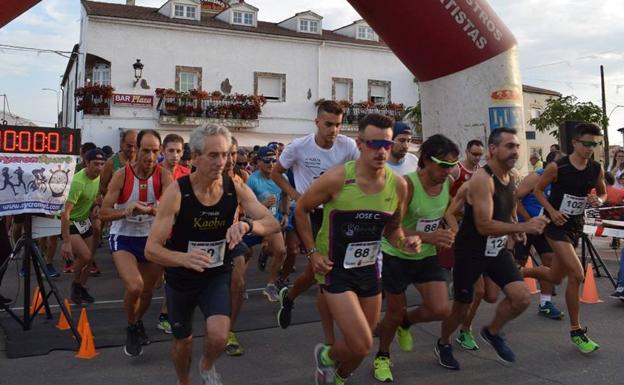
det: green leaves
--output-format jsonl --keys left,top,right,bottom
{"left": 528, "top": 95, "right": 607, "bottom": 138}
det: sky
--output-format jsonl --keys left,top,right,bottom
{"left": 1, "top": 0, "right": 623, "bottom": 143}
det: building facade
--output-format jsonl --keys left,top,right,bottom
{"left": 522, "top": 84, "right": 561, "bottom": 163}
{"left": 60, "top": 0, "right": 419, "bottom": 149}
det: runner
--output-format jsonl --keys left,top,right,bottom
{"left": 450, "top": 139, "right": 483, "bottom": 196}
{"left": 436, "top": 127, "right": 548, "bottom": 369}
{"left": 297, "top": 113, "right": 420, "bottom": 385}
{"left": 145, "top": 124, "right": 280, "bottom": 385}
{"left": 271, "top": 100, "right": 359, "bottom": 341}
{"left": 100, "top": 129, "right": 173, "bottom": 357}
{"left": 100, "top": 129, "right": 138, "bottom": 195}
{"left": 523, "top": 123, "right": 605, "bottom": 353}
{"left": 60, "top": 149, "right": 106, "bottom": 305}
{"left": 515, "top": 150, "right": 564, "bottom": 319}
{"left": 386, "top": 122, "right": 418, "bottom": 175}
{"left": 373, "top": 134, "right": 459, "bottom": 383}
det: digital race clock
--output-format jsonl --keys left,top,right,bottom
{"left": 0, "top": 125, "right": 81, "bottom": 155}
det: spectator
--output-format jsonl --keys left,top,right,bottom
{"left": 550, "top": 144, "right": 560, "bottom": 152}
{"left": 529, "top": 152, "right": 543, "bottom": 171}
{"left": 609, "top": 149, "right": 624, "bottom": 188}
{"left": 102, "top": 145, "right": 114, "bottom": 159}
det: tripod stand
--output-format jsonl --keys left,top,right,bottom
{"left": 580, "top": 233, "right": 617, "bottom": 289}
{"left": 1, "top": 214, "right": 81, "bottom": 345}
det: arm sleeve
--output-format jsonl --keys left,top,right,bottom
{"left": 278, "top": 140, "right": 297, "bottom": 170}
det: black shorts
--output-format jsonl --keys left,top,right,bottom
{"left": 382, "top": 252, "right": 446, "bottom": 294}
{"left": 453, "top": 249, "right": 523, "bottom": 304}
{"left": 69, "top": 224, "right": 93, "bottom": 239}
{"left": 513, "top": 233, "right": 553, "bottom": 264}
{"left": 292, "top": 206, "right": 324, "bottom": 239}
{"left": 322, "top": 264, "right": 381, "bottom": 297}
{"left": 545, "top": 217, "right": 583, "bottom": 247}
{"left": 165, "top": 272, "right": 231, "bottom": 339}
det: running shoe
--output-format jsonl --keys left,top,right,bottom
{"left": 199, "top": 363, "right": 223, "bottom": 385}
{"left": 480, "top": 327, "right": 515, "bottom": 364}
{"left": 80, "top": 285, "right": 95, "bottom": 304}
{"left": 89, "top": 263, "right": 101, "bottom": 277}
{"left": 396, "top": 326, "right": 413, "bottom": 352}
{"left": 373, "top": 355, "right": 393, "bottom": 382}
{"left": 538, "top": 301, "right": 564, "bottom": 319}
{"left": 434, "top": 340, "right": 460, "bottom": 370}
{"left": 70, "top": 282, "right": 82, "bottom": 305}
{"left": 314, "top": 343, "right": 335, "bottom": 385}
{"left": 225, "top": 331, "right": 244, "bottom": 356}
{"left": 45, "top": 263, "right": 60, "bottom": 278}
{"left": 63, "top": 260, "right": 74, "bottom": 273}
{"left": 257, "top": 249, "right": 269, "bottom": 271}
{"left": 570, "top": 327, "right": 600, "bottom": 354}
{"left": 277, "top": 287, "right": 293, "bottom": 329}
{"left": 456, "top": 329, "right": 479, "bottom": 350}
{"left": 335, "top": 374, "right": 346, "bottom": 385}
{"left": 136, "top": 320, "right": 150, "bottom": 345}
{"left": 263, "top": 283, "right": 279, "bottom": 302}
{"left": 124, "top": 324, "right": 143, "bottom": 357}
{"left": 609, "top": 289, "right": 624, "bottom": 300}
{"left": 157, "top": 315, "right": 172, "bottom": 334}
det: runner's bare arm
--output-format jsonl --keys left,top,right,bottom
{"left": 150, "top": 168, "right": 174, "bottom": 216}
{"left": 60, "top": 202, "right": 75, "bottom": 259}
{"left": 534, "top": 162, "right": 563, "bottom": 222}
{"left": 99, "top": 158, "right": 114, "bottom": 196}
{"left": 384, "top": 174, "right": 409, "bottom": 245}
{"left": 590, "top": 166, "right": 607, "bottom": 204}
{"left": 271, "top": 161, "right": 299, "bottom": 201}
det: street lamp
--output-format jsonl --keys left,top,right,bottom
{"left": 41, "top": 88, "right": 60, "bottom": 127}
{"left": 618, "top": 127, "right": 624, "bottom": 148}
{"left": 133, "top": 59, "right": 144, "bottom": 87}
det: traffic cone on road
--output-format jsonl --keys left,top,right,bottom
{"left": 524, "top": 258, "right": 540, "bottom": 295}
{"left": 56, "top": 299, "right": 72, "bottom": 331}
{"left": 29, "top": 287, "right": 45, "bottom": 315}
{"left": 77, "top": 308, "right": 90, "bottom": 337}
{"left": 580, "top": 263, "right": 603, "bottom": 304}
{"left": 75, "top": 320, "right": 98, "bottom": 359}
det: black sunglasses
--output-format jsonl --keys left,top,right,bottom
{"left": 363, "top": 139, "right": 394, "bottom": 150}
{"left": 261, "top": 157, "right": 277, "bottom": 164}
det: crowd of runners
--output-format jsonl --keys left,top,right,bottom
{"left": 0, "top": 99, "right": 620, "bottom": 385}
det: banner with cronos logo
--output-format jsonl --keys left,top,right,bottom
{"left": 0, "top": 153, "right": 76, "bottom": 216}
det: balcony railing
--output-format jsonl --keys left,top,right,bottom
{"left": 75, "top": 84, "right": 113, "bottom": 116}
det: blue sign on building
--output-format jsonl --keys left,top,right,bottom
{"left": 489, "top": 106, "right": 522, "bottom": 130}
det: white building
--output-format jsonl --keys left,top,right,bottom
{"left": 60, "top": 0, "right": 420, "bottom": 149}
{"left": 522, "top": 84, "right": 561, "bottom": 160}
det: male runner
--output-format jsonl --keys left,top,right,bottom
{"left": 61, "top": 149, "right": 106, "bottom": 305}
{"left": 298, "top": 113, "right": 420, "bottom": 385}
{"left": 436, "top": 127, "right": 548, "bottom": 369}
{"left": 374, "top": 134, "right": 458, "bottom": 382}
{"left": 100, "top": 129, "right": 138, "bottom": 195}
{"left": 385, "top": 122, "right": 418, "bottom": 176}
{"left": 100, "top": 129, "right": 173, "bottom": 357}
{"left": 450, "top": 139, "right": 483, "bottom": 196}
{"left": 271, "top": 100, "right": 359, "bottom": 336}
{"left": 523, "top": 123, "right": 605, "bottom": 353}
{"left": 146, "top": 124, "right": 279, "bottom": 385}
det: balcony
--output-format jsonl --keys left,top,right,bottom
{"left": 337, "top": 101, "right": 406, "bottom": 132}
{"left": 75, "top": 84, "right": 114, "bottom": 116}
{"left": 155, "top": 88, "right": 265, "bottom": 127}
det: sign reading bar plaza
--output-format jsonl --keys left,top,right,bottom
{"left": 112, "top": 94, "right": 154, "bottom": 107}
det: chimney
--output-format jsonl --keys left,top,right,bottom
{"left": 126, "top": 0, "right": 135, "bottom": 5}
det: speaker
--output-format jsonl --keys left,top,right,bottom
{"left": 558, "top": 121, "right": 585, "bottom": 154}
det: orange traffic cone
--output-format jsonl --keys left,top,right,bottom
{"left": 29, "top": 287, "right": 45, "bottom": 315}
{"left": 524, "top": 258, "right": 540, "bottom": 295}
{"left": 580, "top": 263, "right": 603, "bottom": 304}
{"left": 75, "top": 321, "right": 98, "bottom": 359}
{"left": 77, "top": 308, "right": 89, "bottom": 337}
{"left": 56, "top": 299, "right": 72, "bottom": 331}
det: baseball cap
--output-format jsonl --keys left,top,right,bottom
{"left": 85, "top": 148, "right": 106, "bottom": 162}
{"left": 392, "top": 122, "right": 413, "bottom": 139}
{"left": 257, "top": 146, "right": 276, "bottom": 158}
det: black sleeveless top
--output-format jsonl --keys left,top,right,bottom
{"left": 165, "top": 175, "right": 238, "bottom": 290}
{"left": 455, "top": 165, "right": 515, "bottom": 257}
{"left": 548, "top": 156, "right": 600, "bottom": 219}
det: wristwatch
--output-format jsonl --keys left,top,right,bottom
{"left": 240, "top": 217, "right": 254, "bottom": 235}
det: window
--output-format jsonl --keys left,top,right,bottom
{"left": 526, "top": 131, "right": 537, "bottom": 140}
{"left": 233, "top": 11, "right": 254, "bottom": 25}
{"left": 368, "top": 80, "right": 391, "bottom": 104}
{"left": 186, "top": 6, "right": 196, "bottom": 18}
{"left": 357, "top": 26, "right": 375, "bottom": 40}
{"left": 175, "top": 66, "right": 202, "bottom": 92}
{"left": 92, "top": 63, "right": 110, "bottom": 86}
{"left": 332, "top": 77, "right": 353, "bottom": 102}
{"left": 174, "top": 5, "right": 184, "bottom": 17}
{"left": 254, "top": 72, "right": 286, "bottom": 102}
{"left": 300, "top": 19, "right": 319, "bottom": 33}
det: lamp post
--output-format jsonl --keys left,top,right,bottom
{"left": 618, "top": 127, "right": 624, "bottom": 148}
{"left": 133, "top": 59, "right": 144, "bottom": 87}
{"left": 41, "top": 88, "right": 60, "bottom": 127}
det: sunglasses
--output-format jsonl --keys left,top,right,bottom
{"left": 261, "top": 157, "right": 277, "bottom": 164}
{"left": 363, "top": 139, "right": 394, "bottom": 150}
{"left": 431, "top": 156, "right": 459, "bottom": 169}
{"left": 470, "top": 152, "right": 484, "bottom": 157}
{"left": 577, "top": 140, "right": 600, "bottom": 148}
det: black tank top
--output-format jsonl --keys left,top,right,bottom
{"left": 548, "top": 156, "right": 600, "bottom": 219}
{"left": 455, "top": 165, "right": 515, "bottom": 257}
{"left": 165, "top": 175, "right": 238, "bottom": 290}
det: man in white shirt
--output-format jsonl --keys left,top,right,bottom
{"left": 386, "top": 122, "right": 419, "bottom": 175}
{"left": 270, "top": 100, "right": 359, "bottom": 342}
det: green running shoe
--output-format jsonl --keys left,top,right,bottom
{"left": 373, "top": 356, "right": 393, "bottom": 383}
{"left": 571, "top": 327, "right": 599, "bottom": 354}
{"left": 225, "top": 331, "right": 244, "bottom": 356}
{"left": 396, "top": 326, "right": 413, "bottom": 352}
{"left": 456, "top": 329, "right": 479, "bottom": 350}
{"left": 335, "top": 374, "right": 346, "bottom": 385}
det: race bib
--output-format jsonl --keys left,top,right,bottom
{"left": 416, "top": 218, "right": 441, "bottom": 233}
{"left": 560, "top": 194, "right": 587, "bottom": 216}
{"left": 73, "top": 218, "right": 92, "bottom": 235}
{"left": 343, "top": 241, "right": 380, "bottom": 269}
{"left": 187, "top": 239, "right": 226, "bottom": 268}
{"left": 485, "top": 235, "right": 507, "bottom": 257}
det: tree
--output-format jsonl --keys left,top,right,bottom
{"left": 402, "top": 100, "right": 422, "bottom": 137}
{"left": 529, "top": 95, "right": 607, "bottom": 138}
